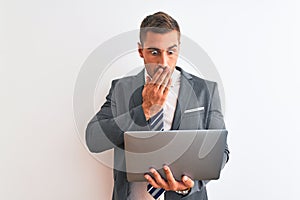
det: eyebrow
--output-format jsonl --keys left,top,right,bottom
{"left": 146, "top": 44, "right": 178, "bottom": 51}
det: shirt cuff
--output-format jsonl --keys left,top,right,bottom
{"left": 182, "top": 180, "right": 205, "bottom": 197}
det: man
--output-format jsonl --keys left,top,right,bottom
{"left": 86, "top": 11, "right": 229, "bottom": 200}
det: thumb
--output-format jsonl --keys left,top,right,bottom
{"left": 182, "top": 176, "right": 194, "bottom": 188}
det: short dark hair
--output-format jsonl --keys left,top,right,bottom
{"left": 139, "top": 11, "right": 181, "bottom": 46}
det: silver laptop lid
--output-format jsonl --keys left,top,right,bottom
{"left": 124, "top": 129, "right": 227, "bottom": 182}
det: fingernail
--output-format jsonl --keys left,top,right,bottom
{"left": 183, "top": 176, "right": 187, "bottom": 181}
{"left": 150, "top": 168, "right": 155, "bottom": 173}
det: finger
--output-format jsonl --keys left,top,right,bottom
{"left": 155, "top": 68, "right": 170, "bottom": 87}
{"left": 158, "top": 73, "right": 171, "bottom": 96}
{"left": 163, "top": 165, "right": 176, "bottom": 189}
{"left": 181, "top": 175, "right": 194, "bottom": 189}
{"left": 144, "top": 174, "right": 160, "bottom": 188}
{"left": 161, "top": 78, "right": 171, "bottom": 95}
{"left": 160, "top": 68, "right": 172, "bottom": 87}
{"left": 166, "top": 77, "right": 171, "bottom": 89}
{"left": 150, "top": 68, "right": 164, "bottom": 84}
{"left": 150, "top": 168, "right": 168, "bottom": 189}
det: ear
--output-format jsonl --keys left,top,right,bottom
{"left": 137, "top": 42, "right": 144, "bottom": 58}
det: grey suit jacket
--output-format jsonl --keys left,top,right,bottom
{"left": 86, "top": 67, "right": 229, "bottom": 200}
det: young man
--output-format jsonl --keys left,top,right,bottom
{"left": 86, "top": 12, "right": 229, "bottom": 200}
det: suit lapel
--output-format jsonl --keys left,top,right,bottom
{"left": 171, "top": 67, "right": 194, "bottom": 130}
{"left": 130, "top": 69, "right": 145, "bottom": 109}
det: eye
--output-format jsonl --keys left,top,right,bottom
{"left": 168, "top": 49, "right": 176, "bottom": 55}
{"left": 151, "top": 50, "right": 159, "bottom": 55}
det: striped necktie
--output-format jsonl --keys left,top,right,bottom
{"left": 147, "top": 109, "right": 165, "bottom": 199}
{"left": 149, "top": 109, "right": 164, "bottom": 131}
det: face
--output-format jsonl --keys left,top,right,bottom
{"left": 138, "top": 30, "right": 180, "bottom": 78}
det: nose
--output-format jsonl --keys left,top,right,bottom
{"left": 159, "top": 51, "right": 169, "bottom": 68}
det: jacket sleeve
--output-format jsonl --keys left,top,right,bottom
{"left": 207, "top": 82, "right": 230, "bottom": 164}
{"left": 85, "top": 80, "right": 150, "bottom": 153}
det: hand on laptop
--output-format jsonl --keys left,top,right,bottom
{"left": 144, "top": 165, "right": 194, "bottom": 192}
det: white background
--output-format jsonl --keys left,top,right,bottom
{"left": 1, "top": 0, "right": 300, "bottom": 199}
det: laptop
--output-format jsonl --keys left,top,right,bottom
{"left": 124, "top": 129, "right": 227, "bottom": 182}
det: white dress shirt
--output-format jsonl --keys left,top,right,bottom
{"left": 127, "top": 68, "right": 181, "bottom": 200}
{"left": 162, "top": 69, "right": 181, "bottom": 130}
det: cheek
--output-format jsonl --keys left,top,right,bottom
{"left": 143, "top": 55, "right": 157, "bottom": 64}
{"left": 168, "top": 57, "right": 178, "bottom": 66}
{"left": 144, "top": 58, "right": 161, "bottom": 69}
{"left": 145, "top": 63, "right": 158, "bottom": 70}
{"left": 144, "top": 64, "right": 158, "bottom": 78}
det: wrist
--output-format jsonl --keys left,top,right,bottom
{"left": 142, "top": 102, "right": 151, "bottom": 121}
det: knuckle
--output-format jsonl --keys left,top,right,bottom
{"left": 169, "top": 184, "right": 176, "bottom": 191}
{"left": 168, "top": 182, "right": 175, "bottom": 189}
{"left": 151, "top": 183, "right": 159, "bottom": 188}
